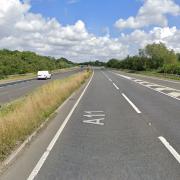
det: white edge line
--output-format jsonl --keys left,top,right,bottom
{"left": 112, "top": 72, "right": 180, "bottom": 101}
{"left": 4, "top": 89, "right": 76, "bottom": 166}
{"left": 112, "top": 70, "right": 180, "bottom": 84}
{"left": 158, "top": 136, "right": 180, "bottom": 164}
{"left": 112, "top": 83, "right": 119, "bottom": 90}
{"left": 122, "top": 93, "right": 141, "bottom": 114}
{"left": 27, "top": 71, "right": 94, "bottom": 180}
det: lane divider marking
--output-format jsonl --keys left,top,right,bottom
{"left": 112, "top": 72, "right": 180, "bottom": 101}
{"left": 158, "top": 136, "right": 180, "bottom": 164}
{"left": 102, "top": 71, "right": 119, "bottom": 89}
{"left": 27, "top": 71, "right": 94, "bottom": 180}
{"left": 113, "top": 83, "right": 119, "bottom": 90}
{"left": 122, "top": 93, "right": 142, "bottom": 114}
{"left": 102, "top": 71, "right": 142, "bottom": 114}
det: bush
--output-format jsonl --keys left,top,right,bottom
{"left": 0, "top": 49, "right": 74, "bottom": 78}
{"left": 158, "top": 64, "right": 180, "bottom": 75}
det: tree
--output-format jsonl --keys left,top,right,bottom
{"left": 144, "top": 43, "right": 177, "bottom": 68}
{"left": 177, "top": 53, "right": 180, "bottom": 62}
{"left": 0, "top": 49, "right": 74, "bottom": 78}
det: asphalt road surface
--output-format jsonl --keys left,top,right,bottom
{"left": 0, "top": 68, "right": 81, "bottom": 104}
{"left": 1, "top": 69, "right": 180, "bottom": 180}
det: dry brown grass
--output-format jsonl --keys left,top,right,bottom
{"left": 0, "top": 70, "right": 91, "bottom": 161}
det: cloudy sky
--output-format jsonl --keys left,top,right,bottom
{"left": 0, "top": 0, "right": 180, "bottom": 62}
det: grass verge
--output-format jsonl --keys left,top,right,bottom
{"left": 0, "top": 67, "right": 78, "bottom": 84}
{"left": 0, "top": 70, "right": 91, "bottom": 161}
{"left": 0, "top": 73, "right": 35, "bottom": 84}
{"left": 115, "top": 69, "right": 180, "bottom": 81}
{"left": 131, "top": 71, "right": 180, "bottom": 81}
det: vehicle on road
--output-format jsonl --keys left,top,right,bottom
{"left": 37, "top": 71, "right": 51, "bottom": 80}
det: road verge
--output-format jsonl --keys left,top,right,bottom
{"left": 0, "top": 70, "right": 91, "bottom": 163}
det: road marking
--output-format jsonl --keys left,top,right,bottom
{"left": 83, "top": 111, "right": 105, "bottom": 126}
{"left": 145, "top": 84, "right": 162, "bottom": 87}
{"left": 122, "top": 93, "right": 141, "bottom": 114}
{"left": 113, "top": 83, "right": 119, "bottom": 90}
{"left": 167, "top": 92, "right": 180, "bottom": 98}
{"left": 84, "top": 111, "right": 104, "bottom": 113}
{"left": 113, "top": 70, "right": 180, "bottom": 84}
{"left": 112, "top": 72, "right": 180, "bottom": 101}
{"left": 155, "top": 87, "right": 174, "bottom": 91}
{"left": 83, "top": 118, "right": 104, "bottom": 126}
{"left": 102, "top": 71, "right": 109, "bottom": 79}
{"left": 102, "top": 71, "right": 112, "bottom": 82}
{"left": 135, "top": 73, "right": 180, "bottom": 84}
{"left": 84, "top": 114, "right": 105, "bottom": 118}
{"left": 27, "top": 71, "right": 94, "bottom": 180}
{"left": 158, "top": 136, "right": 180, "bottom": 164}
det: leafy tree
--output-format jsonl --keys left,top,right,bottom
{"left": 0, "top": 49, "right": 74, "bottom": 78}
{"left": 144, "top": 43, "right": 177, "bottom": 68}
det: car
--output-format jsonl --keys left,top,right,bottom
{"left": 37, "top": 71, "right": 51, "bottom": 80}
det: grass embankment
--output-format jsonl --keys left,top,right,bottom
{"left": 0, "top": 70, "right": 91, "bottom": 161}
{"left": 0, "top": 67, "right": 78, "bottom": 84}
{"left": 0, "top": 73, "right": 36, "bottom": 84}
{"left": 116, "top": 69, "right": 180, "bottom": 81}
{"left": 133, "top": 71, "right": 180, "bottom": 81}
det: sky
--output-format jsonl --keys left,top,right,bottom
{"left": 0, "top": 0, "right": 180, "bottom": 62}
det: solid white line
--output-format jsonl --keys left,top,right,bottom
{"left": 158, "top": 136, "right": 180, "bottom": 164}
{"left": 122, "top": 93, "right": 141, "bottom": 114}
{"left": 112, "top": 72, "right": 180, "bottom": 101}
{"left": 113, "top": 83, "right": 119, "bottom": 90}
{"left": 27, "top": 71, "right": 94, "bottom": 180}
{"left": 113, "top": 70, "right": 180, "bottom": 84}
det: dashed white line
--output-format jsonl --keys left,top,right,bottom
{"left": 112, "top": 72, "right": 180, "bottom": 101}
{"left": 102, "top": 71, "right": 112, "bottom": 82}
{"left": 27, "top": 71, "right": 94, "bottom": 180}
{"left": 158, "top": 136, "right": 180, "bottom": 164}
{"left": 122, "top": 93, "right": 141, "bottom": 114}
{"left": 113, "top": 83, "right": 119, "bottom": 90}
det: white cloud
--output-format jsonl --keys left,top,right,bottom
{"left": 0, "top": 0, "right": 180, "bottom": 62}
{"left": 119, "top": 26, "right": 180, "bottom": 55}
{"left": 0, "top": 0, "right": 129, "bottom": 62}
{"left": 115, "top": 0, "right": 180, "bottom": 30}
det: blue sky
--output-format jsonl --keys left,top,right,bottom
{"left": 1, "top": 0, "right": 180, "bottom": 61}
{"left": 31, "top": 0, "right": 180, "bottom": 37}
{"left": 30, "top": 0, "right": 143, "bottom": 36}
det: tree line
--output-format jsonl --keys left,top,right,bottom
{"left": 0, "top": 49, "right": 74, "bottom": 78}
{"left": 106, "top": 43, "right": 180, "bottom": 75}
{"left": 79, "top": 60, "right": 106, "bottom": 67}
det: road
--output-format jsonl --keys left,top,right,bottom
{"left": 0, "top": 68, "right": 81, "bottom": 104}
{"left": 1, "top": 69, "right": 180, "bottom": 180}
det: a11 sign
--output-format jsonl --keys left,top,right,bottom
{"left": 83, "top": 111, "right": 105, "bottom": 126}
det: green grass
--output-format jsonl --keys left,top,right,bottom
{"left": 117, "top": 69, "right": 180, "bottom": 81}
{"left": 0, "top": 67, "right": 78, "bottom": 84}
{"left": 130, "top": 70, "right": 180, "bottom": 81}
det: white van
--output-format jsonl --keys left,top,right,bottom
{"left": 37, "top": 71, "right": 51, "bottom": 80}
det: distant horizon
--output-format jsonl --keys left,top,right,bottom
{"left": 0, "top": 0, "right": 180, "bottom": 62}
